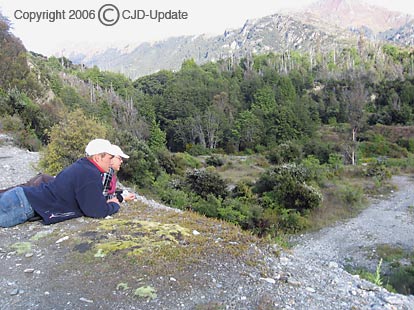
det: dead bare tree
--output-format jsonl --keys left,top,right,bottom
{"left": 343, "top": 82, "right": 368, "bottom": 165}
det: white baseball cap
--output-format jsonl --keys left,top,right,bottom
{"left": 85, "top": 139, "right": 116, "bottom": 156}
{"left": 111, "top": 145, "right": 130, "bottom": 159}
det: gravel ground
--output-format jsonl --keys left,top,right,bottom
{"left": 1, "top": 142, "right": 414, "bottom": 310}
{"left": 291, "top": 175, "right": 414, "bottom": 271}
{"left": 0, "top": 139, "right": 41, "bottom": 189}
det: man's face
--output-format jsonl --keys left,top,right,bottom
{"left": 111, "top": 156, "right": 123, "bottom": 172}
{"left": 95, "top": 153, "right": 114, "bottom": 172}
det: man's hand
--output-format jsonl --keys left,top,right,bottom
{"left": 107, "top": 197, "right": 120, "bottom": 204}
{"left": 123, "top": 192, "right": 136, "bottom": 201}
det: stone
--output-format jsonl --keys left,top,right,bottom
{"left": 287, "top": 279, "right": 301, "bottom": 286}
{"left": 260, "top": 277, "right": 276, "bottom": 284}
{"left": 381, "top": 295, "right": 404, "bottom": 305}
{"left": 306, "top": 287, "right": 316, "bottom": 293}
{"left": 10, "top": 288, "right": 19, "bottom": 296}
{"left": 79, "top": 297, "right": 94, "bottom": 303}
{"left": 55, "top": 236, "right": 69, "bottom": 243}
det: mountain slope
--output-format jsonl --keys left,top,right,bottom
{"left": 68, "top": 13, "right": 358, "bottom": 79}
{"left": 64, "top": 0, "right": 414, "bottom": 79}
{"left": 300, "top": 0, "right": 412, "bottom": 33}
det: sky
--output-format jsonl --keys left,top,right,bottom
{"left": 0, "top": 0, "right": 414, "bottom": 56}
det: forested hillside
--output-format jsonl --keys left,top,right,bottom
{"left": 1, "top": 11, "right": 414, "bottom": 239}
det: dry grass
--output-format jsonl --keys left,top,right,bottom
{"left": 213, "top": 155, "right": 268, "bottom": 184}
{"left": 306, "top": 172, "right": 396, "bottom": 231}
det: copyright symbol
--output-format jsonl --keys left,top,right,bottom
{"left": 98, "top": 4, "right": 120, "bottom": 26}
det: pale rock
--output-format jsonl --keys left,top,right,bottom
{"left": 55, "top": 236, "right": 69, "bottom": 243}
{"left": 79, "top": 297, "right": 94, "bottom": 303}
{"left": 260, "top": 277, "right": 276, "bottom": 284}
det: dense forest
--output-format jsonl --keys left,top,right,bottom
{"left": 1, "top": 12, "right": 414, "bottom": 238}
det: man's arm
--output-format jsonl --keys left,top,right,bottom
{"left": 76, "top": 182, "right": 120, "bottom": 218}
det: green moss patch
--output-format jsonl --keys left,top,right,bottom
{"left": 10, "top": 242, "right": 32, "bottom": 254}
{"left": 63, "top": 202, "right": 267, "bottom": 280}
{"left": 87, "top": 219, "right": 191, "bottom": 257}
{"left": 134, "top": 285, "right": 157, "bottom": 300}
{"left": 30, "top": 230, "right": 53, "bottom": 241}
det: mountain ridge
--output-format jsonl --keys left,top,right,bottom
{"left": 61, "top": 0, "right": 414, "bottom": 79}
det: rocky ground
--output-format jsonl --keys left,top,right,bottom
{"left": 0, "top": 141, "right": 414, "bottom": 310}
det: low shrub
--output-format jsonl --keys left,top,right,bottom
{"left": 336, "top": 182, "right": 364, "bottom": 206}
{"left": 116, "top": 131, "right": 161, "bottom": 188}
{"left": 254, "top": 164, "right": 322, "bottom": 213}
{"left": 205, "top": 155, "right": 224, "bottom": 167}
{"left": 185, "top": 168, "right": 227, "bottom": 199}
{"left": 174, "top": 152, "right": 201, "bottom": 175}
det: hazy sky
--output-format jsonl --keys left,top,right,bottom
{"left": 1, "top": 0, "right": 414, "bottom": 56}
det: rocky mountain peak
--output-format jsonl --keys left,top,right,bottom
{"left": 298, "top": 0, "right": 413, "bottom": 33}
{"left": 63, "top": 0, "right": 414, "bottom": 79}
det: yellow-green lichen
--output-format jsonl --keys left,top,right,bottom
{"left": 30, "top": 230, "right": 52, "bottom": 241}
{"left": 94, "top": 248, "right": 106, "bottom": 258}
{"left": 92, "top": 219, "right": 191, "bottom": 257}
{"left": 10, "top": 242, "right": 32, "bottom": 254}
{"left": 116, "top": 282, "right": 130, "bottom": 291}
{"left": 134, "top": 285, "right": 157, "bottom": 300}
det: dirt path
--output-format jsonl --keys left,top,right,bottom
{"left": 292, "top": 175, "right": 414, "bottom": 271}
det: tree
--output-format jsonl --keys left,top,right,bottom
{"left": 0, "top": 13, "right": 41, "bottom": 97}
{"left": 203, "top": 105, "right": 224, "bottom": 149}
{"left": 343, "top": 83, "right": 368, "bottom": 165}
{"left": 115, "top": 131, "right": 160, "bottom": 187}
{"left": 148, "top": 119, "right": 167, "bottom": 152}
{"left": 234, "top": 110, "right": 262, "bottom": 150}
{"left": 39, "top": 109, "right": 108, "bottom": 174}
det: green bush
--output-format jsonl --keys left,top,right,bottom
{"left": 277, "top": 208, "right": 309, "bottom": 233}
{"left": 205, "top": 155, "right": 224, "bottom": 167}
{"left": 386, "top": 266, "right": 414, "bottom": 295}
{"left": 185, "top": 168, "right": 227, "bottom": 199}
{"left": 1, "top": 114, "right": 24, "bottom": 132}
{"left": 364, "top": 162, "right": 392, "bottom": 182}
{"left": 185, "top": 143, "right": 211, "bottom": 156}
{"left": 0, "top": 114, "right": 42, "bottom": 151}
{"left": 265, "top": 141, "right": 302, "bottom": 164}
{"left": 156, "top": 150, "right": 177, "bottom": 175}
{"left": 0, "top": 88, "right": 12, "bottom": 116}
{"left": 301, "top": 155, "right": 328, "bottom": 185}
{"left": 359, "top": 134, "right": 408, "bottom": 158}
{"left": 254, "top": 163, "right": 309, "bottom": 193}
{"left": 116, "top": 130, "right": 161, "bottom": 188}
{"left": 254, "top": 207, "right": 308, "bottom": 237}
{"left": 39, "top": 109, "right": 108, "bottom": 174}
{"left": 336, "top": 182, "right": 364, "bottom": 206}
{"left": 13, "top": 129, "right": 41, "bottom": 151}
{"left": 231, "top": 181, "right": 254, "bottom": 199}
{"left": 302, "top": 139, "right": 335, "bottom": 164}
{"left": 255, "top": 164, "right": 322, "bottom": 212}
{"left": 191, "top": 194, "right": 221, "bottom": 218}
{"left": 218, "top": 197, "right": 255, "bottom": 227}
{"left": 327, "top": 153, "right": 344, "bottom": 176}
{"left": 174, "top": 152, "right": 201, "bottom": 175}
{"left": 159, "top": 187, "right": 192, "bottom": 210}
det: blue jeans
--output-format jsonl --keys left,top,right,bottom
{"left": 0, "top": 187, "right": 35, "bottom": 227}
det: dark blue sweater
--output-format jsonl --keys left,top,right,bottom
{"left": 23, "top": 158, "right": 120, "bottom": 224}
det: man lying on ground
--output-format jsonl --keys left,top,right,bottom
{"left": 0, "top": 139, "right": 120, "bottom": 227}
